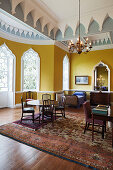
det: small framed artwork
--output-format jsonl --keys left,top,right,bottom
{"left": 75, "top": 76, "right": 88, "bottom": 85}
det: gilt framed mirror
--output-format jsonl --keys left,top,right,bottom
{"left": 92, "top": 61, "right": 110, "bottom": 91}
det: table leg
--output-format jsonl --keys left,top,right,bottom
{"left": 92, "top": 114, "right": 94, "bottom": 142}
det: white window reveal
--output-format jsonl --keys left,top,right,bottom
{"left": 0, "top": 43, "right": 15, "bottom": 108}
{"left": 0, "top": 52, "right": 8, "bottom": 91}
{"left": 21, "top": 48, "right": 40, "bottom": 91}
{"left": 63, "top": 55, "right": 69, "bottom": 90}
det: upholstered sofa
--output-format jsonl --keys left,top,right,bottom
{"left": 73, "top": 91, "right": 86, "bottom": 106}
{"left": 65, "top": 91, "right": 86, "bottom": 107}
{"left": 65, "top": 95, "right": 78, "bottom": 107}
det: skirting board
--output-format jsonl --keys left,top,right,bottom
{"left": 14, "top": 104, "right": 21, "bottom": 108}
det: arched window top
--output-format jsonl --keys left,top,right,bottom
{"left": 0, "top": 43, "right": 15, "bottom": 93}
{"left": 0, "top": 43, "right": 15, "bottom": 59}
{"left": 63, "top": 54, "right": 69, "bottom": 63}
{"left": 21, "top": 48, "right": 40, "bottom": 91}
{"left": 22, "top": 48, "right": 40, "bottom": 60}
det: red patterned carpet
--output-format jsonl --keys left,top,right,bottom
{"left": 0, "top": 107, "right": 113, "bottom": 170}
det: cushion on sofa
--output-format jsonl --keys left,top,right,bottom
{"left": 73, "top": 91, "right": 86, "bottom": 100}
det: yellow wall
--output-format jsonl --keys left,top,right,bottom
{"left": 70, "top": 49, "right": 113, "bottom": 91}
{"left": 0, "top": 37, "right": 55, "bottom": 103}
{"left": 1, "top": 36, "right": 113, "bottom": 104}
{"left": 54, "top": 46, "right": 70, "bottom": 91}
{"left": 70, "top": 49, "right": 113, "bottom": 102}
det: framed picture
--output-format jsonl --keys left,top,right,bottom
{"left": 75, "top": 76, "right": 88, "bottom": 85}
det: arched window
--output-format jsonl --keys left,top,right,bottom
{"left": 21, "top": 49, "right": 40, "bottom": 91}
{"left": 63, "top": 55, "right": 69, "bottom": 90}
{"left": 0, "top": 43, "right": 15, "bottom": 108}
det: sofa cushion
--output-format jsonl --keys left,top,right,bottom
{"left": 73, "top": 91, "right": 86, "bottom": 100}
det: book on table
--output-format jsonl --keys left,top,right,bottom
{"left": 97, "top": 105, "right": 109, "bottom": 108}
{"left": 92, "top": 105, "right": 108, "bottom": 115}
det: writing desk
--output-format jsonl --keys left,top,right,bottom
{"left": 92, "top": 106, "right": 113, "bottom": 147}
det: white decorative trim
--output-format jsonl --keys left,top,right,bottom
{"left": 84, "top": 32, "right": 112, "bottom": 44}
{"left": 67, "top": 89, "right": 113, "bottom": 93}
{"left": 0, "top": 29, "right": 68, "bottom": 52}
{"left": 92, "top": 61, "right": 110, "bottom": 91}
{"left": 0, "top": 8, "right": 50, "bottom": 40}
{"left": 38, "top": 90, "right": 65, "bottom": 93}
{"left": 90, "top": 44, "right": 113, "bottom": 51}
{"left": 38, "top": 91, "right": 55, "bottom": 93}
{"left": 72, "top": 44, "right": 113, "bottom": 53}
{"left": 0, "top": 30, "right": 54, "bottom": 45}
{"left": 1, "top": 29, "right": 113, "bottom": 52}
{"left": 54, "top": 41, "right": 69, "bottom": 52}
{"left": 15, "top": 89, "right": 113, "bottom": 93}
{"left": 15, "top": 90, "right": 64, "bottom": 94}
{"left": 15, "top": 91, "right": 23, "bottom": 93}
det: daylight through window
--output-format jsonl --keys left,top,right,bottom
{"left": 22, "top": 49, "right": 40, "bottom": 91}
{"left": 63, "top": 55, "right": 69, "bottom": 90}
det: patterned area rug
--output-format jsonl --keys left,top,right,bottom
{"left": 0, "top": 110, "right": 113, "bottom": 170}
{"left": 14, "top": 113, "right": 52, "bottom": 130}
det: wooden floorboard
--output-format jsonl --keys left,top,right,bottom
{"left": 0, "top": 107, "right": 89, "bottom": 170}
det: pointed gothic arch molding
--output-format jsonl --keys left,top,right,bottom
{"left": 92, "top": 61, "right": 110, "bottom": 91}
{"left": 21, "top": 48, "right": 40, "bottom": 91}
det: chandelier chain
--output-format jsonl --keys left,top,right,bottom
{"left": 68, "top": 0, "right": 92, "bottom": 54}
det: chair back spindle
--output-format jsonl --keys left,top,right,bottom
{"left": 42, "top": 94, "right": 51, "bottom": 100}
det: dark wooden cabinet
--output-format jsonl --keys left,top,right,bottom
{"left": 90, "top": 92, "right": 110, "bottom": 106}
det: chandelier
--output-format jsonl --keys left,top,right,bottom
{"left": 68, "top": 0, "right": 92, "bottom": 54}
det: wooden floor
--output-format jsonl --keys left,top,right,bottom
{"left": 0, "top": 107, "right": 89, "bottom": 170}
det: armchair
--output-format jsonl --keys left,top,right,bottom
{"left": 83, "top": 101, "right": 106, "bottom": 139}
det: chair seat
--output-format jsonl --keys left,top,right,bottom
{"left": 23, "top": 107, "right": 34, "bottom": 113}
{"left": 55, "top": 106, "right": 64, "bottom": 110}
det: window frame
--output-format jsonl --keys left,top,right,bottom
{"left": 21, "top": 48, "right": 40, "bottom": 92}
{"left": 0, "top": 43, "right": 15, "bottom": 92}
{"left": 63, "top": 55, "right": 70, "bottom": 90}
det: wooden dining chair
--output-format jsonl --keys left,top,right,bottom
{"left": 54, "top": 96, "right": 66, "bottom": 119}
{"left": 42, "top": 93, "right": 51, "bottom": 100}
{"left": 21, "top": 96, "right": 35, "bottom": 123}
{"left": 42, "top": 99, "right": 54, "bottom": 123}
{"left": 39, "top": 93, "right": 51, "bottom": 112}
{"left": 25, "top": 91, "right": 34, "bottom": 106}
